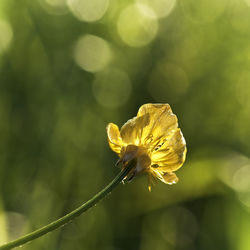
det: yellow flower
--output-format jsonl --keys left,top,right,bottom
{"left": 106, "top": 103, "right": 187, "bottom": 191}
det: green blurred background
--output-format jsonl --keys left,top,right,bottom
{"left": 1, "top": 0, "right": 250, "bottom": 249}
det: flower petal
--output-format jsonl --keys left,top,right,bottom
{"left": 161, "top": 172, "right": 179, "bottom": 184}
{"left": 151, "top": 128, "right": 186, "bottom": 172}
{"left": 106, "top": 123, "right": 123, "bottom": 155}
{"left": 150, "top": 169, "right": 178, "bottom": 184}
{"left": 137, "top": 103, "right": 178, "bottom": 150}
{"left": 120, "top": 114, "right": 150, "bottom": 145}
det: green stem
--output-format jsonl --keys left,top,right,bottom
{"left": 0, "top": 160, "right": 135, "bottom": 250}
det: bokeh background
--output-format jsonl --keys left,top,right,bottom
{"left": 1, "top": 0, "right": 250, "bottom": 249}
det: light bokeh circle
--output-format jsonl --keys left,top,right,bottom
{"left": 117, "top": 3, "right": 158, "bottom": 47}
{"left": 137, "top": 0, "right": 176, "bottom": 19}
{"left": 74, "top": 34, "right": 112, "bottom": 73}
{"left": 67, "top": 0, "right": 109, "bottom": 22}
{"left": 0, "top": 19, "right": 13, "bottom": 54}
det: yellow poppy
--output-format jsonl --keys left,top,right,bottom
{"left": 106, "top": 103, "right": 187, "bottom": 191}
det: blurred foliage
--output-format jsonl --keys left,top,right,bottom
{"left": 1, "top": 0, "right": 250, "bottom": 249}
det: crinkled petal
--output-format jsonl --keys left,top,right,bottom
{"left": 161, "top": 172, "right": 179, "bottom": 184}
{"left": 137, "top": 103, "right": 178, "bottom": 150}
{"left": 120, "top": 114, "right": 150, "bottom": 145}
{"left": 151, "top": 128, "right": 186, "bottom": 172}
{"left": 106, "top": 123, "right": 123, "bottom": 155}
{"left": 151, "top": 169, "right": 178, "bottom": 184}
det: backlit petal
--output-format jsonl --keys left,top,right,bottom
{"left": 106, "top": 123, "right": 123, "bottom": 155}
{"left": 120, "top": 114, "right": 150, "bottom": 145}
{"left": 137, "top": 103, "right": 178, "bottom": 150}
{"left": 159, "top": 172, "right": 179, "bottom": 184}
{"left": 151, "top": 128, "right": 186, "bottom": 172}
{"left": 150, "top": 168, "right": 178, "bottom": 184}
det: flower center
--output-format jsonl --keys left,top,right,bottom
{"left": 119, "top": 144, "right": 151, "bottom": 180}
